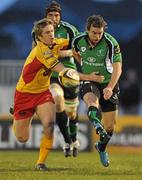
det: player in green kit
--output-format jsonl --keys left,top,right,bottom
{"left": 72, "top": 15, "right": 122, "bottom": 167}
{"left": 43, "top": 1, "right": 80, "bottom": 157}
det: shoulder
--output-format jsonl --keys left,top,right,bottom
{"left": 104, "top": 33, "right": 122, "bottom": 57}
{"left": 60, "top": 20, "right": 78, "bottom": 34}
{"left": 34, "top": 42, "right": 50, "bottom": 61}
{"left": 60, "top": 21, "right": 76, "bottom": 29}
{"left": 31, "top": 44, "right": 41, "bottom": 57}
{"left": 104, "top": 32, "right": 119, "bottom": 45}
{"left": 72, "top": 32, "right": 87, "bottom": 44}
{"left": 54, "top": 38, "right": 69, "bottom": 44}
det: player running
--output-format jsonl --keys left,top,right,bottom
{"left": 12, "top": 18, "right": 72, "bottom": 171}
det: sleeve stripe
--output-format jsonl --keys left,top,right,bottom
{"left": 50, "top": 61, "right": 60, "bottom": 70}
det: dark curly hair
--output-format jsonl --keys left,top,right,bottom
{"left": 86, "top": 15, "right": 107, "bottom": 30}
{"left": 45, "top": 1, "right": 61, "bottom": 17}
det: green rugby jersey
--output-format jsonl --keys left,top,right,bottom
{"left": 52, "top": 21, "right": 79, "bottom": 78}
{"left": 72, "top": 32, "right": 122, "bottom": 83}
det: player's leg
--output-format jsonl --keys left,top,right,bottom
{"left": 81, "top": 82, "right": 108, "bottom": 140}
{"left": 12, "top": 90, "right": 35, "bottom": 142}
{"left": 81, "top": 82, "right": 111, "bottom": 167}
{"left": 83, "top": 92, "right": 108, "bottom": 141}
{"left": 13, "top": 117, "right": 32, "bottom": 142}
{"left": 50, "top": 83, "right": 72, "bottom": 157}
{"left": 65, "top": 98, "right": 80, "bottom": 157}
{"left": 35, "top": 101, "right": 55, "bottom": 171}
{"left": 95, "top": 111, "right": 117, "bottom": 167}
{"left": 83, "top": 92, "right": 110, "bottom": 167}
{"left": 101, "top": 110, "right": 117, "bottom": 151}
{"left": 95, "top": 88, "right": 119, "bottom": 167}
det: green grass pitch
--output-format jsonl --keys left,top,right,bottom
{"left": 0, "top": 150, "right": 142, "bottom": 180}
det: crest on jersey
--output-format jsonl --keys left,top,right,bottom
{"left": 96, "top": 49, "right": 105, "bottom": 56}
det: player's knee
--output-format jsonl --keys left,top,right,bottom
{"left": 56, "top": 103, "right": 64, "bottom": 112}
{"left": 13, "top": 126, "right": 29, "bottom": 143}
{"left": 50, "top": 83, "right": 64, "bottom": 97}
{"left": 87, "top": 106, "right": 102, "bottom": 121}
{"left": 16, "top": 136, "right": 28, "bottom": 143}
{"left": 65, "top": 98, "right": 79, "bottom": 119}
{"left": 54, "top": 95, "right": 65, "bottom": 112}
{"left": 84, "top": 93, "right": 99, "bottom": 107}
{"left": 105, "top": 126, "right": 114, "bottom": 132}
{"left": 56, "top": 98, "right": 65, "bottom": 111}
{"left": 44, "top": 122, "right": 54, "bottom": 137}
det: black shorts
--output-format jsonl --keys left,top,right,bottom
{"left": 80, "top": 81, "right": 120, "bottom": 112}
{"left": 50, "top": 77, "right": 79, "bottom": 99}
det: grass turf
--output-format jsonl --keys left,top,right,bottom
{"left": 0, "top": 150, "right": 142, "bottom": 180}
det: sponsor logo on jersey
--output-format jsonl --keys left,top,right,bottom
{"left": 81, "top": 47, "right": 86, "bottom": 52}
{"left": 84, "top": 61, "right": 104, "bottom": 66}
{"left": 43, "top": 51, "right": 52, "bottom": 56}
{"left": 87, "top": 57, "right": 96, "bottom": 63}
{"left": 43, "top": 51, "right": 54, "bottom": 60}
{"left": 114, "top": 45, "right": 120, "bottom": 54}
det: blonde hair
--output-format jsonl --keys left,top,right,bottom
{"left": 32, "top": 18, "right": 54, "bottom": 45}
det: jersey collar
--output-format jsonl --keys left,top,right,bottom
{"left": 85, "top": 32, "right": 104, "bottom": 49}
{"left": 37, "top": 40, "right": 56, "bottom": 49}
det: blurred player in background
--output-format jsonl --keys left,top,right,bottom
{"left": 72, "top": 15, "right": 122, "bottom": 167}
{"left": 43, "top": 1, "right": 80, "bottom": 157}
{"left": 12, "top": 18, "right": 72, "bottom": 171}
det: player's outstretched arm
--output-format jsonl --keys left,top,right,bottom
{"left": 58, "top": 50, "right": 73, "bottom": 58}
{"left": 52, "top": 63, "right": 65, "bottom": 73}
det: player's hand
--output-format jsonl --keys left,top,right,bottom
{"left": 73, "top": 50, "right": 82, "bottom": 64}
{"left": 89, "top": 72, "right": 104, "bottom": 83}
{"left": 103, "top": 87, "right": 113, "bottom": 100}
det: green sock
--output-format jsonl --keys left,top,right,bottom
{"left": 69, "top": 116, "right": 78, "bottom": 142}
{"left": 87, "top": 106, "right": 102, "bottom": 126}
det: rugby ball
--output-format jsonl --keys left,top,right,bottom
{"left": 58, "top": 68, "right": 80, "bottom": 87}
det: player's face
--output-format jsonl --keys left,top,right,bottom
{"left": 46, "top": 11, "right": 61, "bottom": 28}
{"left": 87, "top": 25, "right": 104, "bottom": 46}
{"left": 39, "top": 24, "right": 54, "bottom": 46}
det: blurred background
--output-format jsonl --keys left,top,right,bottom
{"left": 0, "top": 0, "right": 142, "bottom": 151}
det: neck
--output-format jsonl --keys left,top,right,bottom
{"left": 88, "top": 38, "right": 97, "bottom": 48}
